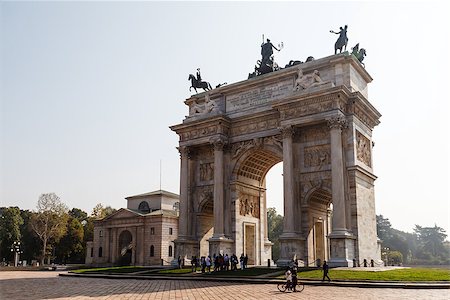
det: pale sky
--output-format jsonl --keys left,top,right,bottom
{"left": 1, "top": 1, "right": 449, "bottom": 235}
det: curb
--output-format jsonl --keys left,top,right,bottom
{"left": 59, "top": 273, "right": 450, "bottom": 289}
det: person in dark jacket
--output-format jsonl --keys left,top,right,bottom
{"left": 322, "top": 260, "right": 331, "bottom": 282}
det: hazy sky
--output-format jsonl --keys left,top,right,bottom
{"left": 1, "top": 1, "right": 449, "bottom": 235}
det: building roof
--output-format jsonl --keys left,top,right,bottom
{"left": 125, "top": 189, "right": 179, "bottom": 200}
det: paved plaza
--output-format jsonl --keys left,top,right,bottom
{"left": 0, "top": 271, "right": 448, "bottom": 300}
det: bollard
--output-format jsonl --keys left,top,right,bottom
{"left": 363, "top": 259, "right": 367, "bottom": 267}
{"left": 353, "top": 258, "right": 357, "bottom": 267}
{"left": 370, "top": 259, "right": 374, "bottom": 267}
{"left": 161, "top": 259, "right": 164, "bottom": 266}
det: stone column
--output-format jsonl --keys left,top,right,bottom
{"left": 178, "top": 146, "right": 190, "bottom": 238}
{"left": 277, "top": 126, "right": 304, "bottom": 266}
{"left": 327, "top": 116, "right": 348, "bottom": 233}
{"left": 281, "top": 125, "right": 296, "bottom": 235}
{"left": 327, "top": 115, "right": 355, "bottom": 267}
{"left": 208, "top": 136, "right": 233, "bottom": 256}
{"left": 211, "top": 136, "right": 227, "bottom": 238}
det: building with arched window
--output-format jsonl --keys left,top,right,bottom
{"left": 85, "top": 190, "right": 179, "bottom": 266}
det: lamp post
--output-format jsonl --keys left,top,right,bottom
{"left": 10, "top": 241, "right": 23, "bottom": 267}
{"left": 382, "top": 247, "right": 389, "bottom": 267}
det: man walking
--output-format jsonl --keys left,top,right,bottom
{"left": 322, "top": 260, "right": 331, "bottom": 282}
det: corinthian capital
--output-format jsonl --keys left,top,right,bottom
{"left": 177, "top": 146, "right": 190, "bottom": 158}
{"left": 327, "top": 115, "right": 348, "bottom": 130}
{"left": 210, "top": 136, "right": 228, "bottom": 151}
{"left": 279, "top": 125, "right": 295, "bottom": 139}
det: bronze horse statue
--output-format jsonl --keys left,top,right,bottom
{"left": 188, "top": 74, "right": 212, "bottom": 93}
{"left": 351, "top": 43, "right": 367, "bottom": 67}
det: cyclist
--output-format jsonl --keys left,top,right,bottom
{"left": 285, "top": 267, "right": 292, "bottom": 290}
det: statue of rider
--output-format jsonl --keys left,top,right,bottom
{"left": 261, "top": 39, "right": 280, "bottom": 66}
{"left": 196, "top": 68, "right": 202, "bottom": 82}
{"left": 330, "top": 25, "right": 348, "bottom": 54}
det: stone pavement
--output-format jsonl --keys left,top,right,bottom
{"left": 0, "top": 271, "right": 448, "bottom": 300}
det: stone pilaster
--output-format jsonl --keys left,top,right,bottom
{"left": 210, "top": 136, "right": 227, "bottom": 238}
{"left": 177, "top": 146, "right": 190, "bottom": 238}
{"left": 327, "top": 115, "right": 355, "bottom": 267}
{"left": 280, "top": 125, "right": 296, "bottom": 235}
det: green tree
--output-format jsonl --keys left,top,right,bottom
{"left": 69, "top": 208, "right": 88, "bottom": 222}
{"left": 0, "top": 207, "right": 24, "bottom": 262}
{"left": 267, "top": 207, "right": 283, "bottom": 261}
{"left": 414, "top": 225, "right": 447, "bottom": 259}
{"left": 55, "top": 216, "right": 84, "bottom": 263}
{"left": 30, "top": 193, "right": 69, "bottom": 265}
{"left": 91, "top": 203, "right": 117, "bottom": 219}
{"left": 19, "top": 210, "right": 41, "bottom": 264}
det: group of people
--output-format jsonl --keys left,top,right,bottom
{"left": 186, "top": 253, "right": 249, "bottom": 273}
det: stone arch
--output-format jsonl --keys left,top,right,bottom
{"left": 233, "top": 146, "right": 282, "bottom": 183}
{"left": 118, "top": 230, "right": 133, "bottom": 266}
{"left": 304, "top": 187, "right": 332, "bottom": 266}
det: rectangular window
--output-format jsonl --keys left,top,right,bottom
{"left": 169, "top": 228, "right": 173, "bottom": 235}
{"left": 99, "top": 230, "right": 103, "bottom": 237}
{"left": 90, "top": 248, "right": 93, "bottom": 257}
{"left": 150, "top": 227, "right": 155, "bottom": 235}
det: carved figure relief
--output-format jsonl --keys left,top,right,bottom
{"left": 199, "top": 162, "right": 214, "bottom": 181}
{"left": 263, "top": 134, "right": 283, "bottom": 151}
{"left": 198, "top": 185, "right": 213, "bottom": 212}
{"left": 356, "top": 130, "right": 371, "bottom": 167}
{"left": 294, "top": 69, "right": 330, "bottom": 91}
{"left": 239, "top": 193, "right": 260, "bottom": 218}
{"left": 190, "top": 93, "right": 220, "bottom": 116}
{"left": 304, "top": 144, "right": 331, "bottom": 169}
{"left": 231, "top": 118, "right": 278, "bottom": 136}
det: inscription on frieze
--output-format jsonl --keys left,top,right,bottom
{"left": 226, "top": 80, "right": 292, "bottom": 112}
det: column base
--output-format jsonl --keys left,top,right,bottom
{"left": 328, "top": 231, "right": 356, "bottom": 267}
{"left": 277, "top": 233, "right": 306, "bottom": 267}
{"left": 174, "top": 238, "right": 199, "bottom": 262}
{"left": 208, "top": 236, "right": 234, "bottom": 256}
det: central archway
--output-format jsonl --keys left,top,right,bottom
{"left": 232, "top": 146, "right": 282, "bottom": 265}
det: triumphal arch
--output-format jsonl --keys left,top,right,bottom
{"left": 170, "top": 53, "right": 381, "bottom": 267}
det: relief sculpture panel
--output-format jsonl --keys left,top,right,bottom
{"left": 304, "top": 144, "right": 331, "bottom": 169}
{"left": 239, "top": 193, "right": 260, "bottom": 218}
{"left": 356, "top": 130, "right": 371, "bottom": 167}
{"left": 199, "top": 162, "right": 214, "bottom": 181}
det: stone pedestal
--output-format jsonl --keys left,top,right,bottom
{"left": 174, "top": 238, "right": 198, "bottom": 261}
{"left": 208, "top": 236, "right": 234, "bottom": 256}
{"left": 277, "top": 235, "right": 305, "bottom": 266}
{"left": 328, "top": 232, "right": 356, "bottom": 267}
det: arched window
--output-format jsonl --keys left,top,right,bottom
{"left": 168, "top": 245, "right": 173, "bottom": 257}
{"left": 98, "top": 247, "right": 103, "bottom": 257}
{"left": 150, "top": 245, "right": 155, "bottom": 257}
{"left": 90, "top": 247, "right": 93, "bottom": 257}
{"left": 138, "top": 201, "right": 150, "bottom": 213}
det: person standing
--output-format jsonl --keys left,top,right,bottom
{"left": 206, "top": 255, "right": 211, "bottom": 273}
{"left": 291, "top": 263, "right": 299, "bottom": 292}
{"left": 322, "top": 260, "right": 331, "bottom": 282}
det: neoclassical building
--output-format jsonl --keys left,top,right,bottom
{"left": 85, "top": 190, "right": 179, "bottom": 266}
{"left": 171, "top": 53, "right": 382, "bottom": 267}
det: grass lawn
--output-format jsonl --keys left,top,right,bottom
{"left": 277, "top": 268, "right": 450, "bottom": 282}
{"left": 72, "top": 266, "right": 149, "bottom": 274}
{"left": 203, "top": 267, "right": 281, "bottom": 277}
{"left": 154, "top": 268, "right": 193, "bottom": 275}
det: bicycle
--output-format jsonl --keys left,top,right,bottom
{"left": 277, "top": 281, "right": 305, "bottom": 293}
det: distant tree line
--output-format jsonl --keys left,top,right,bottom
{"left": 266, "top": 208, "right": 449, "bottom": 265}
{"left": 376, "top": 215, "right": 449, "bottom": 265}
{"left": 0, "top": 193, "right": 117, "bottom": 266}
